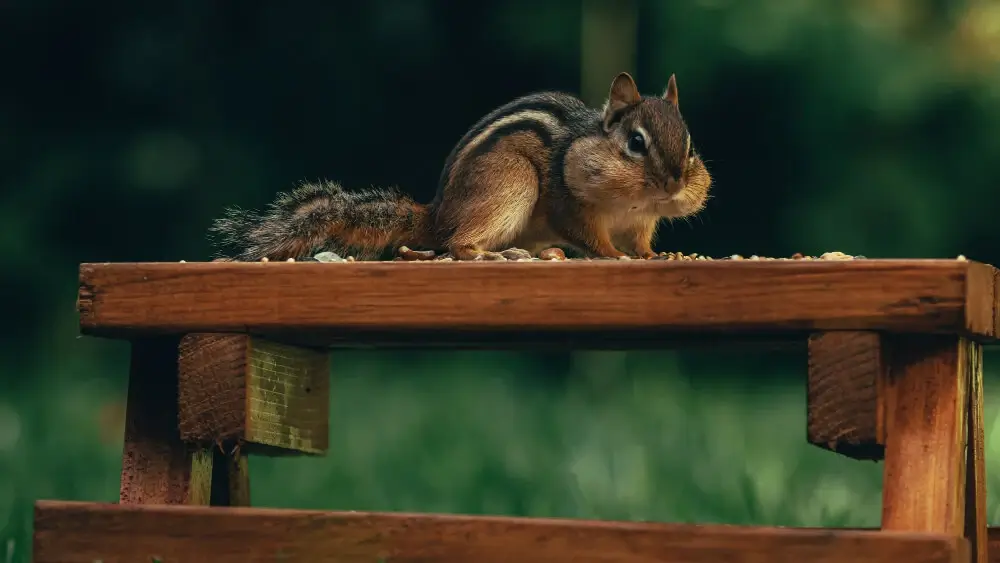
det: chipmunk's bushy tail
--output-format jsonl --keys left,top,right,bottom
{"left": 209, "top": 180, "right": 434, "bottom": 261}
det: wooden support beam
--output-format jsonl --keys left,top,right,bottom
{"left": 77, "top": 260, "right": 1000, "bottom": 347}
{"left": 965, "top": 339, "right": 988, "bottom": 563}
{"left": 806, "top": 331, "right": 886, "bottom": 460}
{"left": 205, "top": 444, "right": 251, "bottom": 507}
{"left": 186, "top": 448, "right": 213, "bottom": 505}
{"left": 33, "top": 501, "right": 969, "bottom": 563}
{"left": 881, "top": 335, "right": 987, "bottom": 560}
{"left": 120, "top": 338, "right": 210, "bottom": 504}
{"left": 119, "top": 339, "right": 253, "bottom": 506}
{"left": 807, "top": 333, "right": 988, "bottom": 559}
{"left": 188, "top": 444, "right": 253, "bottom": 507}
{"left": 177, "top": 334, "right": 329, "bottom": 454}
{"left": 227, "top": 446, "right": 251, "bottom": 506}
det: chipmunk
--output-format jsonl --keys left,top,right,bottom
{"left": 210, "top": 71, "right": 711, "bottom": 261}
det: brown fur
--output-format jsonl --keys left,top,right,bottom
{"left": 433, "top": 71, "right": 711, "bottom": 260}
{"left": 209, "top": 181, "right": 433, "bottom": 261}
{"left": 437, "top": 130, "right": 549, "bottom": 260}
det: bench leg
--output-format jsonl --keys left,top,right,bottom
{"left": 120, "top": 338, "right": 207, "bottom": 504}
{"left": 881, "top": 335, "right": 986, "bottom": 562}
{"left": 228, "top": 445, "right": 251, "bottom": 506}
{"left": 964, "top": 340, "right": 987, "bottom": 563}
{"left": 121, "top": 338, "right": 252, "bottom": 506}
{"left": 206, "top": 442, "right": 251, "bottom": 506}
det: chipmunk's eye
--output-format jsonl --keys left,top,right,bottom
{"left": 626, "top": 131, "right": 647, "bottom": 155}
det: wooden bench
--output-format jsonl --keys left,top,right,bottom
{"left": 32, "top": 258, "right": 1000, "bottom": 562}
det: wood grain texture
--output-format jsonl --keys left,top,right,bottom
{"left": 246, "top": 338, "right": 329, "bottom": 453}
{"left": 965, "top": 339, "right": 988, "bottom": 563}
{"left": 178, "top": 334, "right": 329, "bottom": 454}
{"left": 227, "top": 447, "right": 251, "bottom": 507}
{"left": 881, "top": 336, "right": 972, "bottom": 535}
{"left": 178, "top": 334, "right": 248, "bottom": 443}
{"left": 33, "top": 501, "right": 968, "bottom": 563}
{"left": 966, "top": 263, "right": 1000, "bottom": 341}
{"left": 186, "top": 448, "right": 213, "bottom": 505}
{"left": 120, "top": 339, "right": 207, "bottom": 504}
{"left": 807, "top": 331, "right": 886, "bottom": 460}
{"left": 77, "top": 260, "right": 1000, "bottom": 347}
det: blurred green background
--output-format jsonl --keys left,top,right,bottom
{"left": 3, "top": 0, "right": 1000, "bottom": 560}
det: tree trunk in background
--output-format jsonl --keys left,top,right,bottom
{"left": 581, "top": 0, "right": 638, "bottom": 106}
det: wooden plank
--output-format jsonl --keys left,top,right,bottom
{"left": 965, "top": 339, "right": 988, "bottom": 563}
{"left": 966, "top": 262, "right": 1000, "bottom": 343}
{"left": 881, "top": 336, "right": 974, "bottom": 535}
{"left": 806, "top": 331, "right": 886, "bottom": 460}
{"left": 33, "top": 501, "right": 967, "bottom": 563}
{"left": 76, "top": 260, "right": 1000, "bottom": 346}
{"left": 178, "top": 334, "right": 329, "bottom": 454}
{"left": 803, "top": 528, "right": 1000, "bottom": 563}
{"left": 120, "top": 339, "right": 211, "bottom": 504}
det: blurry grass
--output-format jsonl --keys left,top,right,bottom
{"left": 251, "top": 349, "right": 887, "bottom": 527}
{"left": 3, "top": 346, "right": 1000, "bottom": 563}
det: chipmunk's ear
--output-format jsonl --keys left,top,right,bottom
{"left": 603, "top": 72, "right": 641, "bottom": 132}
{"left": 662, "top": 74, "right": 679, "bottom": 106}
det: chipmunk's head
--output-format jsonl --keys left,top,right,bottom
{"left": 592, "top": 72, "right": 712, "bottom": 218}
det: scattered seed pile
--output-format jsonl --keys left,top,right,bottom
{"left": 252, "top": 248, "right": 872, "bottom": 263}
{"left": 194, "top": 250, "right": 971, "bottom": 264}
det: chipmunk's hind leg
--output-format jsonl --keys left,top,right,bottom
{"left": 443, "top": 153, "right": 539, "bottom": 261}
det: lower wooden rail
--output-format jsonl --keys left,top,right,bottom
{"left": 34, "top": 501, "right": 970, "bottom": 563}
